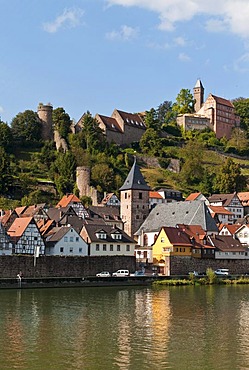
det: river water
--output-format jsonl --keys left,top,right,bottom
{"left": 1, "top": 285, "right": 249, "bottom": 370}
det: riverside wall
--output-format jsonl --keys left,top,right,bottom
{"left": 0, "top": 255, "right": 136, "bottom": 278}
{"left": 169, "top": 256, "right": 249, "bottom": 275}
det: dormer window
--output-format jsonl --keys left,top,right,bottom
{"left": 111, "top": 232, "right": 122, "bottom": 240}
{"left": 96, "top": 230, "right": 107, "bottom": 239}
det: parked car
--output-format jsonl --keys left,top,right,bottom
{"left": 96, "top": 271, "right": 111, "bottom": 277}
{"left": 215, "top": 269, "right": 229, "bottom": 276}
{"left": 130, "top": 270, "right": 145, "bottom": 277}
{"left": 112, "top": 269, "right": 129, "bottom": 277}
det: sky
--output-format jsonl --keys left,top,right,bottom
{"left": 1, "top": 0, "right": 249, "bottom": 124}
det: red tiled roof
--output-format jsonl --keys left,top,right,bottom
{"left": 149, "top": 191, "right": 163, "bottom": 199}
{"left": 219, "top": 224, "right": 241, "bottom": 234}
{"left": 56, "top": 194, "right": 81, "bottom": 208}
{"left": 238, "top": 192, "right": 249, "bottom": 206}
{"left": 208, "top": 206, "right": 233, "bottom": 215}
{"left": 185, "top": 192, "right": 201, "bottom": 201}
{"left": 211, "top": 95, "right": 234, "bottom": 108}
{"left": 7, "top": 217, "right": 33, "bottom": 240}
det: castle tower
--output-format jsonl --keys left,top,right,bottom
{"left": 119, "top": 158, "right": 150, "bottom": 239}
{"left": 37, "top": 103, "right": 53, "bottom": 140}
{"left": 193, "top": 79, "right": 204, "bottom": 112}
{"left": 76, "top": 166, "right": 91, "bottom": 199}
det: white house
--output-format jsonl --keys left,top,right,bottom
{"left": 208, "top": 193, "right": 244, "bottom": 222}
{"left": 7, "top": 217, "right": 45, "bottom": 255}
{"left": 208, "top": 234, "right": 249, "bottom": 260}
{"left": 235, "top": 224, "right": 249, "bottom": 247}
{"left": 45, "top": 226, "right": 88, "bottom": 256}
{"left": 80, "top": 224, "right": 136, "bottom": 257}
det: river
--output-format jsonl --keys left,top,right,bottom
{"left": 1, "top": 285, "right": 249, "bottom": 370}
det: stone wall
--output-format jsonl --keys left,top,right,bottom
{"left": 0, "top": 255, "right": 136, "bottom": 278}
{"left": 169, "top": 256, "right": 249, "bottom": 275}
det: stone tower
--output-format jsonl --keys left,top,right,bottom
{"left": 193, "top": 79, "right": 204, "bottom": 112}
{"left": 76, "top": 166, "right": 91, "bottom": 198}
{"left": 119, "top": 158, "right": 150, "bottom": 239}
{"left": 37, "top": 103, "right": 53, "bottom": 140}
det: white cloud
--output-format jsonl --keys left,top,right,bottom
{"left": 234, "top": 53, "right": 249, "bottom": 72}
{"left": 106, "top": 0, "right": 249, "bottom": 38}
{"left": 178, "top": 52, "right": 191, "bottom": 62}
{"left": 43, "top": 8, "right": 84, "bottom": 33}
{"left": 106, "top": 25, "right": 139, "bottom": 41}
{"left": 174, "top": 36, "right": 187, "bottom": 46}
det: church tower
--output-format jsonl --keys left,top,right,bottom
{"left": 120, "top": 158, "right": 150, "bottom": 239}
{"left": 193, "top": 79, "right": 204, "bottom": 112}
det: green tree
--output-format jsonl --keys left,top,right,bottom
{"left": 173, "top": 89, "right": 195, "bottom": 114}
{"left": 180, "top": 141, "right": 205, "bottom": 185}
{"left": 52, "top": 107, "right": 72, "bottom": 140}
{"left": 145, "top": 108, "right": 160, "bottom": 131}
{"left": 0, "top": 121, "right": 13, "bottom": 152}
{"left": 233, "top": 97, "right": 249, "bottom": 132}
{"left": 227, "top": 128, "right": 249, "bottom": 154}
{"left": 0, "top": 147, "right": 12, "bottom": 194}
{"left": 140, "top": 128, "right": 161, "bottom": 155}
{"left": 91, "top": 163, "right": 114, "bottom": 193}
{"left": 80, "top": 112, "right": 106, "bottom": 154}
{"left": 51, "top": 151, "right": 76, "bottom": 196}
{"left": 11, "top": 110, "right": 42, "bottom": 144}
{"left": 214, "top": 158, "right": 246, "bottom": 193}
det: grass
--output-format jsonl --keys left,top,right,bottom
{"left": 153, "top": 276, "right": 249, "bottom": 286}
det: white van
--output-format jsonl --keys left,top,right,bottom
{"left": 215, "top": 268, "right": 229, "bottom": 276}
{"left": 112, "top": 269, "right": 129, "bottom": 277}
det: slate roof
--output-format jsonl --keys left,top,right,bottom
{"left": 115, "top": 110, "right": 146, "bottom": 129}
{"left": 45, "top": 226, "right": 72, "bottom": 243}
{"left": 194, "top": 79, "right": 204, "bottom": 89}
{"left": 135, "top": 200, "right": 218, "bottom": 235}
{"left": 88, "top": 205, "right": 121, "bottom": 221}
{"left": 209, "top": 235, "right": 245, "bottom": 252}
{"left": 119, "top": 159, "right": 150, "bottom": 191}
{"left": 81, "top": 224, "right": 136, "bottom": 243}
{"left": 208, "top": 193, "right": 238, "bottom": 207}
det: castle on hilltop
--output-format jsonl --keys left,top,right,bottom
{"left": 177, "top": 80, "right": 240, "bottom": 139}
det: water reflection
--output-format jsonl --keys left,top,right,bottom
{"left": 1, "top": 286, "right": 249, "bottom": 369}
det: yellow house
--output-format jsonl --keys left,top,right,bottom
{"left": 152, "top": 226, "right": 193, "bottom": 275}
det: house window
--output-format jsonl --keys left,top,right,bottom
{"left": 76, "top": 237, "right": 79, "bottom": 242}
{"left": 161, "top": 237, "right": 164, "bottom": 243}
{"left": 110, "top": 244, "right": 113, "bottom": 251}
{"left": 117, "top": 245, "right": 121, "bottom": 251}
{"left": 64, "top": 236, "right": 68, "bottom": 242}
{"left": 125, "top": 193, "right": 127, "bottom": 199}
{"left": 96, "top": 244, "right": 100, "bottom": 251}
{"left": 176, "top": 248, "right": 178, "bottom": 252}
{"left": 136, "top": 215, "right": 139, "bottom": 219}
{"left": 79, "top": 248, "right": 82, "bottom": 253}
{"left": 70, "top": 247, "right": 73, "bottom": 253}
{"left": 60, "top": 247, "right": 64, "bottom": 253}
{"left": 103, "top": 244, "right": 107, "bottom": 251}
{"left": 139, "top": 192, "right": 142, "bottom": 199}
{"left": 126, "top": 245, "right": 130, "bottom": 251}
{"left": 70, "top": 237, "right": 74, "bottom": 242}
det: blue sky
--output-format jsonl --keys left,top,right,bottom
{"left": 1, "top": 0, "right": 249, "bottom": 124}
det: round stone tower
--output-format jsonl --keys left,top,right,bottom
{"left": 76, "top": 166, "right": 91, "bottom": 198}
{"left": 37, "top": 103, "right": 53, "bottom": 140}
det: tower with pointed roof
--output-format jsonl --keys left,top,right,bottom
{"left": 120, "top": 158, "right": 150, "bottom": 238}
{"left": 193, "top": 79, "right": 204, "bottom": 112}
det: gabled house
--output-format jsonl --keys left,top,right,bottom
{"left": 80, "top": 224, "right": 136, "bottom": 257}
{"left": 237, "top": 192, "right": 249, "bottom": 216}
{"left": 208, "top": 206, "right": 234, "bottom": 225}
{"left": 235, "top": 224, "right": 249, "bottom": 246}
{"left": 208, "top": 193, "right": 244, "bottom": 222}
{"left": 152, "top": 226, "right": 193, "bottom": 275}
{"left": 18, "top": 203, "right": 48, "bottom": 222}
{"left": 100, "top": 193, "right": 120, "bottom": 207}
{"left": 47, "top": 206, "right": 85, "bottom": 234}
{"left": 135, "top": 200, "right": 218, "bottom": 248}
{"left": 88, "top": 205, "right": 123, "bottom": 229}
{"left": 219, "top": 224, "right": 242, "bottom": 236}
{"left": 0, "top": 209, "right": 18, "bottom": 230}
{"left": 177, "top": 224, "right": 215, "bottom": 259}
{"left": 185, "top": 192, "right": 209, "bottom": 204}
{"left": 56, "top": 193, "right": 89, "bottom": 219}
{"left": 149, "top": 191, "right": 164, "bottom": 208}
{"left": 0, "top": 222, "right": 13, "bottom": 255}
{"left": 208, "top": 235, "right": 248, "bottom": 259}
{"left": 45, "top": 226, "right": 88, "bottom": 256}
{"left": 157, "top": 188, "right": 184, "bottom": 203}
{"left": 7, "top": 217, "right": 45, "bottom": 255}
